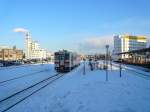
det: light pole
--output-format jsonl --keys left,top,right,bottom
{"left": 83, "top": 58, "right": 86, "bottom": 75}
{"left": 119, "top": 59, "right": 122, "bottom": 77}
{"left": 105, "top": 45, "right": 109, "bottom": 81}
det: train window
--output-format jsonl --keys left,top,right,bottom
{"left": 55, "top": 55, "right": 59, "bottom": 60}
{"left": 65, "top": 54, "right": 69, "bottom": 59}
{"left": 60, "top": 55, "right": 64, "bottom": 60}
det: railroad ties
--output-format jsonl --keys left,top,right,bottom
{"left": 0, "top": 73, "right": 64, "bottom": 112}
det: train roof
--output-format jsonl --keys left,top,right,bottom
{"left": 54, "top": 50, "right": 77, "bottom": 55}
{"left": 55, "top": 50, "right": 71, "bottom": 54}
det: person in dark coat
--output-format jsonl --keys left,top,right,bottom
{"left": 89, "top": 58, "right": 93, "bottom": 71}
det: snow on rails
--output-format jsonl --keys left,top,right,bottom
{"left": 0, "top": 73, "right": 64, "bottom": 112}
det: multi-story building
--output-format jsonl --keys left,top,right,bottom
{"left": 25, "top": 32, "right": 46, "bottom": 60}
{"left": 0, "top": 47, "right": 23, "bottom": 61}
{"left": 113, "top": 35, "right": 147, "bottom": 60}
{"left": 25, "top": 32, "right": 32, "bottom": 59}
{"left": 31, "top": 49, "right": 46, "bottom": 59}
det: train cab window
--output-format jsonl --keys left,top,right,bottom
{"left": 65, "top": 54, "right": 69, "bottom": 59}
{"left": 60, "top": 55, "right": 64, "bottom": 60}
{"left": 55, "top": 55, "right": 59, "bottom": 60}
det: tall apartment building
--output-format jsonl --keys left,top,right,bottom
{"left": 113, "top": 35, "right": 147, "bottom": 59}
{"left": 25, "top": 32, "right": 46, "bottom": 60}
{"left": 25, "top": 32, "right": 32, "bottom": 59}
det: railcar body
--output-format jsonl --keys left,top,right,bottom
{"left": 54, "top": 50, "right": 80, "bottom": 72}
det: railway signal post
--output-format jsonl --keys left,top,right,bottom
{"left": 83, "top": 59, "right": 86, "bottom": 75}
{"left": 119, "top": 60, "right": 122, "bottom": 77}
{"left": 105, "top": 45, "right": 109, "bottom": 81}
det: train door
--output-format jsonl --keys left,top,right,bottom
{"left": 71, "top": 53, "right": 74, "bottom": 69}
{"left": 64, "top": 53, "right": 70, "bottom": 71}
{"left": 59, "top": 54, "right": 65, "bottom": 71}
{"left": 54, "top": 53, "right": 59, "bottom": 70}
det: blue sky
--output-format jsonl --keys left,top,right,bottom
{"left": 0, "top": 0, "right": 150, "bottom": 53}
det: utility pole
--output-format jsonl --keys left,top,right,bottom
{"left": 119, "top": 60, "right": 122, "bottom": 77}
{"left": 83, "top": 58, "right": 86, "bottom": 75}
{"left": 105, "top": 45, "right": 109, "bottom": 81}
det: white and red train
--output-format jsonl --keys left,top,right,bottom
{"left": 54, "top": 50, "right": 80, "bottom": 72}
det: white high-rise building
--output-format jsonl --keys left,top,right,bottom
{"left": 25, "top": 32, "right": 46, "bottom": 60}
{"left": 25, "top": 32, "right": 32, "bottom": 59}
{"left": 113, "top": 35, "right": 147, "bottom": 60}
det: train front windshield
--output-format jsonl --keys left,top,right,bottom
{"left": 55, "top": 53, "right": 69, "bottom": 60}
{"left": 65, "top": 54, "right": 69, "bottom": 60}
{"left": 60, "top": 55, "right": 64, "bottom": 60}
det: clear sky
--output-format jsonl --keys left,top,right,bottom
{"left": 0, "top": 0, "right": 150, "bottom": 54}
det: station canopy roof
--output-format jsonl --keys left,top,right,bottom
{"left": 116, "top": 48, "right": 150, "bottom": 55}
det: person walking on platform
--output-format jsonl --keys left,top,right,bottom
{"left": 89, "top": 58, "right": 94, "bottom": 71}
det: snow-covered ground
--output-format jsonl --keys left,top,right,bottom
{"left": 113, "top": 62, "right": 150, "bottom": 76}
{"left": 0, "top": 64, "right": 54, "bottom": 81}
{"left": 0, "top": 64, "right": 56, "bottom": 101}
{"left": 0, "top": 62, "right": 150, "bottom": 112}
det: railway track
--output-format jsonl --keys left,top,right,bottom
{"left": 0, "top": 64, "right": 32, "bottom": 71}
{"left": 0, "top": 69, "right": 50, "bottom": 85}
{"left": 112, "top": 63, "right": 150, "bottom": 80}
{"left": 0, "top": 64, "right": 48, "bottom": 72}
{"left": 123, "top": 67, "right": 150, "bottom": 80}
{"left": 0, "top": 73, "right": 64, "bottom": 112}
